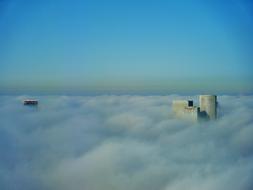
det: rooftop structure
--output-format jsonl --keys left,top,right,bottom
{"left": 172, "top": 95, "right": 217, "bottom": 122}
{"left": 199, "top": 95, "right": 217, "bottom": 120}
{"left": 23, "top": 99, "right": 38, "bottom": 106}
{"left": 172, "top": 100, "right": 199, "bottom": 122}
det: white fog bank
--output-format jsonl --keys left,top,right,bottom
{"left": 0, "top": 95, "right": 253, "bottom": 190}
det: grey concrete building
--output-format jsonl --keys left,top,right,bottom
{"left": 172, "top": 95, "right": 217, "bottom": 122}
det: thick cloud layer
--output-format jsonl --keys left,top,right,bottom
{"left": 0, "top": 95, "right": 253, "bottom": 190}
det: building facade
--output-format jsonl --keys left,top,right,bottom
{"left": 172, "top": 95, "right": 217, "bottom": 122}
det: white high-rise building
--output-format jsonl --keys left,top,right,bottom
{"left": 172, "top": 95, "right": 217, "bottom": 121}
{"left": 199, "top": 95, "right": 217, "bottom": 120}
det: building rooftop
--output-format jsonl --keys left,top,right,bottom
{"left": 23, "top": 100, "right": 38, "bottom": 106}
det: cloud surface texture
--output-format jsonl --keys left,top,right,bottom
{"left": 0, "top": 95, "right": 253, "bottom": 190}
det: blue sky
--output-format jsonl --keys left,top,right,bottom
{"left": 0, "top": 0, "right": 253, "bottom": 94}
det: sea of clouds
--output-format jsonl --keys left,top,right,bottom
{"left": 0, "top": 95, "right": 253, "bottom": 190}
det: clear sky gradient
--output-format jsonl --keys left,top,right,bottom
{"left": 0, "top": 0, "right": 253, "bottom": 94}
